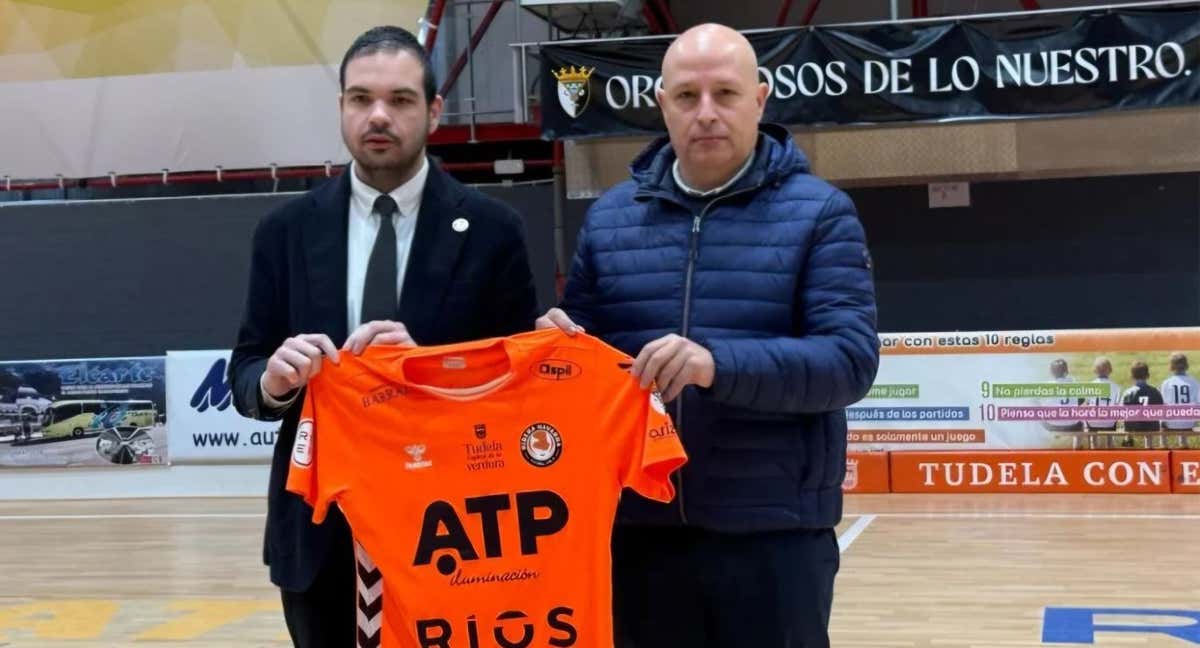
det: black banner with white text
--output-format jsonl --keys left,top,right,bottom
{"left": 539, "top": 4, "right": 1200, "bottom": 138}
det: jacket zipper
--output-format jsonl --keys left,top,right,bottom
{"left": 673, "top": 184, "right": 760, "bottom": 525}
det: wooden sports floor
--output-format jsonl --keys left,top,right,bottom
{"left": 0, "top": 494, "right": 1196, "bottom": 647}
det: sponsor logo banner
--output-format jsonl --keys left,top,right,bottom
{"left": 166, "top": 350, "right": 276, "bottom": 463}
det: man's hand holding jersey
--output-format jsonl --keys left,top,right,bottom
{"left": 262, "top": 334, "right": 340, "bottom": 402}
{"left": 261, "top": 320, "right": 417, "bottom": 404}
{"left": 536, "top": 308, "right": 714, "bottom": 402}
{"left": 631, "top": 334, "right": 714, "bottom": 402}
{"left": 343, "top": 320, "right": 416, "bottom": 354}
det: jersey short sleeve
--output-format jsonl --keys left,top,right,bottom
{"left": 285, "top": 381, "right": 344, "bottom": 524}
{"left": 614, "top": 383, "right": 687, "bottom": 503}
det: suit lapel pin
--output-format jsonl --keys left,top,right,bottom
{"left": 452, "top": 218, "right": 470, "bottom": 233}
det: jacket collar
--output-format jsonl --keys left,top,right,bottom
{"left": 630, "top": 123, "right": 809, "bottom": 203}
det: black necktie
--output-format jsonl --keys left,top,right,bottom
{"left": 361, "top": 194, "right": 399, "bottom": 323}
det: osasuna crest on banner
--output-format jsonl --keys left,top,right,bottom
{"left": 843, "top": 457, "right": 859, "bottom": 490}
{"left": 554, "top": 65, "right": 594, "bottom": 118}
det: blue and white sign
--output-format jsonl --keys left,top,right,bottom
{"left": 166, "top": 350, "right": 278, "bottom": 463}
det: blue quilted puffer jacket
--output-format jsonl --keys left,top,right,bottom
{"left": 561, "top": 123, "right": 879, "bottom": 532}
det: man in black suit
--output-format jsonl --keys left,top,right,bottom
{"left": 229, "top": 25, "right": 539, "bottom": 648}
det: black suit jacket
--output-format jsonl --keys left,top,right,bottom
{"left": 229, "top": 161, "right": 539, "bottom": 591}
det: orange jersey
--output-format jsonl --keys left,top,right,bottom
{"left": 287, "top": 328, "right": 687, "bottom": 648}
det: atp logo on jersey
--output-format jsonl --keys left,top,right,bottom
{"left": 413, "top": 490, "right": 569, "bottom": 577}
{"left": 520, "top": 423, "right": 562, "bottom": 467}
{"left": 291, "top": 420, "right": 313, "bottom": 467}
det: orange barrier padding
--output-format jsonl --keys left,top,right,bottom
{"left": 889, "top": 450, "right": 1172, "bottom": 493}
{"left": 843, "top": 451, "right": 890, "bottom": 493}
{"left": 1171, "top": 450, "right": 1200, "bottom": 493}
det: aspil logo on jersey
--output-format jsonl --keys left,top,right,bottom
{"left": 416, "top": 606, "right": 578, "bottom": 648}
{"left": 413, "top": 490, "right": 569, "bottom": 577}
{"left": 533, "top": 360, "right": 582, "bottom": 381}
{"left": 191, "top": 359, "right": 233, "bottom": 413}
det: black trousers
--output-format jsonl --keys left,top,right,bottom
{"left": 613, "top": 525, "right": 840, "bottom": 648}
{"left": 280, "top": 521, "right": 357, "bottom": 648}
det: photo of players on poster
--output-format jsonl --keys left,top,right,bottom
{"left": 1026, "top": 349, "right": 1200, "bottom": 450}
{"left": 848, "top": 328, "right": 1200, "bottom": 452}
{"left": 0, "top": 357, "right": 167, "bottom": 467}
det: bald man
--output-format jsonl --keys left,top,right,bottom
{"left": 539, "top": 23, "right": 878, "bottom": 648}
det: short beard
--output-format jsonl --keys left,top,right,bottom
{"left": 349, "top": 115, "right": 430, "bottom": 189}
{"left": 356, "top": 144, "right": 424, "bottom": 180}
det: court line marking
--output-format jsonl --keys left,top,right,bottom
{"left": 837, "top": 514, "right": 875, "bottom": 553}
{"left": 847, "top": 512, "right": 1200, "bottom": 520}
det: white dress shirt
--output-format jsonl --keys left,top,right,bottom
{"left": 672, "top": 150, "right": 754, "bottom": 198}
{"left": 261, "top": 157, "right": 430, "bottom": 409}
{"left": 345, "top": 157, "right": 428, "bottom": 333}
